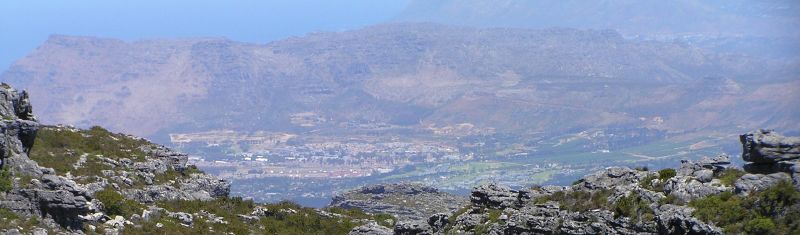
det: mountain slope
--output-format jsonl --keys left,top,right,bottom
{"left": 1, "top": 23, "right": 797, "bottom": 140}
{"left": 0, "top": 84, "right": 392, "bottom": 234}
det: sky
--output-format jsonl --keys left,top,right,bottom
{"left": 0, "top": 0, "right": 409, "bottom": 70}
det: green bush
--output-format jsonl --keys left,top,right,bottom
{"left": 689, "top": 180, "right": 800, "bottom": 234}
{"left": 716, "top": 168, "right": 745, "bottom": 186}
{"left": 0, "top": 168, "right": 12, "bottom": 192}
{"left": 613, "top": 194, "right": 654, "bottom": 223}
{"left": 657, "top": 168, "right": 676, "bottom": 181}
{"left": 96, "top": 187, "right": 143, "bottom": 217}
{"left": 745, "top": 217, "right": 776, "bottom": 234}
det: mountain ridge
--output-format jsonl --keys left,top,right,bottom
{"left": 2, "top": 23, "right": 797, "bottom": 140}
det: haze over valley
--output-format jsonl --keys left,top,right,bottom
{"left": 2, "top": 0, "right": 799, "bottom": 206}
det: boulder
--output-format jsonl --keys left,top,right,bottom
{"left": 394, "top": 220, "right": 433, "bottom": 235}
{"left": 740, "top": 130, "right": 800, "bottom": 164}
{"left": 734, "top": 172, "right": 793, "bottom": 195}
{"left": 348, "top": 222, "right": 393, "bottom": 235}
{"left": 470, "top": 183, "right": 528, "bottom": 209}
{"left": 655, "top": 204, "right": 722, "bottom": 235}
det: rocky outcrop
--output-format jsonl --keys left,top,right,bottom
{"left": 330, "top": 183, "right": 467, "bottom": 221}
{"left": 0, "top": 84, "right": 102, "bottom": 231}
{"left": 655, "top": 204, "right": 722, "bottom": 234}
{"left": 737, "top": 130, "right": 800, "bottom": 193}
{"left": 470, "top": 183, "right": 529, "bottom": 209}
{"left": 0, "top": 83, "right": 233, "bottom": 233}
{"left": 664, "top": 155, "right": 732, "bottom": 202}
{"left": 123, "top": 173, "right": 230, "bottom": 203}
{"left": 349, "top": 222, "right": 393, "bottom": 235}
{"left": 741, "top": 129, "right": 800, "bottom": 164}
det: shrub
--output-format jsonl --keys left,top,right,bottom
{"left": 716, "top": 168, "right": 745, "bottom": 186}
{"left": 0, "top": 168, "right": 12, "bottom": 192}
{"left": 689, "top": 180, "right": 800, "bottom": 234}
{"left": 96, "top": 187, "right": 143, "bottom": 217}
{"left": 657, "top": 168, "right": 676, "bottom": 181}
{"left": 536, "top": 189, "right": 613, "bottom": 212}
{"left": 613, "top": 194, "right": 654, "bottom": 223}
{"left": 745, "top": 217, "right": 776, "bottom": 234}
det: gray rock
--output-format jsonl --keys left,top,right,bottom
{"left": 576, "top": 167, "right": 648, "bottom": 190}
{"left": 678, "top": 155, "right": 731, "bottom": 180}
{"left": 394, "top": 220, "right": 433, "bottom": 235}
{"left": 122, "top": 173, "right": 229, "bottom": 203}
{"left": 740, "top": 130, "right": 800, "bottom": 164}
{"left": 655, "top": 204, "right": 722, "bottom": 235}
{"left": 734, "top": 172, "right": 792, "bottom": 195}
{"left": 349, "top": 222, "right": 393, "bottom": 235}
{"left": 427, "top": 213, "right": 449, "bottom": 233}
{"left": 470, "top": 183, "right": 527, "bottom": 209}
{"left": 169, "top": 212, "right": 194, "bottom": 225}
{"left": 664, "top": 176, "right": 728, "bottom": 202}
{"left": 331, "top": 183, "right": 467, "bottom": 221}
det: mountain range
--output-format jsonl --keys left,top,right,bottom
{"left": 2, "top": 23, "right": 798, "bottom": 142}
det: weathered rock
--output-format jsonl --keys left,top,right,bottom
{"left": 678, "top": 155, "right": 731, "bottom": 179}
{"left": 348, "top": 222, "right": 393, "bottom": 235}
{"left": 655, "top": 204, "right": 722, "bottom": 235}
{"left": 394, "top": 220, "right": 433, "bottom": 235}
{"left": 122, "top": 176, "right": 229, "bottom": 204}
{"left": 663, "top": 176, "right": 729, "bottom": 202}
{"left": 734, "top": 172, "right": 793, "bottom": 195}
{"left": 331, "top": 183, "right": 467, "bottom": 221}
{"left": 740, "top": 130, "right": 800, "bottom": 164}
{"left": 470, "top": 183, "right": 527, "bottom": 209}
{"left": 169, "top": 212, "right": 194, "bottom": 225}
{"left": 427, "top": 213, "right": 449, "bottom": 233}
{"left": 575, "top": 167, "right": 649, "bottom": 190}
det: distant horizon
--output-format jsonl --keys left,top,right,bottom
{"left": 0, "top": 0, "right": 410, "bottom": 70}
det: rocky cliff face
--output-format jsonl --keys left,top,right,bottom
{"left": 346, "top": 130, "right": 800, "bottom": 235}
{"left": 0, "top": 83, "right": 98, "bottom": 230}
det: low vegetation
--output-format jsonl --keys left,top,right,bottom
{"left": 0, "top": 208, "right": 45, "bottom": 232}
{"left": 535, "top": 189, "right": 613, "bottom": 212}
{"left": 639, "top": 168, "right": 676, "bottom": 192}
{"left": 689, "top": 180, "right": 800, "bottom": 234}
{"left": 0, "top": 168, "right": 12, "bottom": 192}
{"left": 715, "top": 168, "right": 746, "bottom": 186}
{"left": 613, "top": 194, "right": 655, "bottom": 223}
{"left": 99, "top": 198, "right": 388, "bottom": 235}
{"left": 95, "top": 187, "right": 144, "bottom": 218}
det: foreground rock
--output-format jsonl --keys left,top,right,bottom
{"left": 738, "top": 129, "right": 800, "bottom": 193}
{"left": 331, "top": 183, "right": 468, "bottom": 222}
{"left": 0, "top": 84, "right": 99, "bottom": 230}
{"left": 348, "top": 132, "right": 800, "bottom": 234}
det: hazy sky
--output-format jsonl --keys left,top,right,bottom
{"left": 0, "top": 0, "right": 409, "bottom": 70}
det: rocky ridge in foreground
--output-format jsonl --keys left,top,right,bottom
{"left": 345, "top": 131, "right": 800, "bottom": 234}
{"left": 0, "top": 83, "right": 391, "bottom": 234}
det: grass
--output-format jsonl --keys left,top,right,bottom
{"left": 28, "top": 126, "right": 150, "bottom": 175}
{"left": 130, "top": 198, "right": 382, "bottom": 235}
{"left": 0, "top": 208, "right": 45, "bottom": 232}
